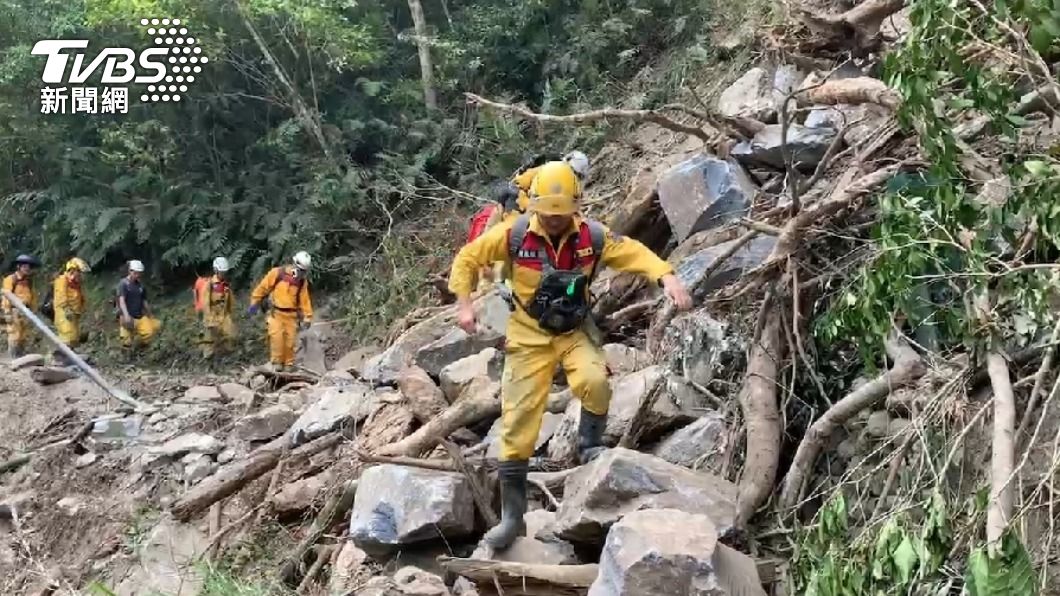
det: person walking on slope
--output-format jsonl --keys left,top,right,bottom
{"left": 52, "top": 257, "right": 91, "bottom": 363}
{"left": 467, "top": 151, "right": 592, "bottom": 293}
{"left": 248, "top": 252, "right": 313, "bottom": 372}
{"left": 117, "top": 260, "right": 161, "bottom": 351}
{"left": 2, "top": 254, "right": 41, "bottom": 359}
{"left": 448, "top": 160, "right": 692, "bottom": 552}
{"left": 195, "top": 257, "right": 236, "bottom": 361}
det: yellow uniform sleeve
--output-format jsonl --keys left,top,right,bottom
{"left": 449, "top": 221, "right": 515, "bottom": 299}
{"left": 512, "top": 166, "right": 540, "bottom": 193}
{"left": 53, "top": 277, "right": 68, "bottom": 314}
{"left": 599, "top": 226, "right": 674, "bottom": 284}
{"left": 250, "top": 268, "right": 280, "bottom": 306}
{"left": 1, "top": 275, "right": 12, "bottom": 311}
{"left": 299, "top": 283, "right": 313, "bottom": 320}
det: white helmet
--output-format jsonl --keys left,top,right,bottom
{"left": 128, "top": 259, "right": 145, "bottom": 273}
{"left": 564, "top": 151, "right": 589, "bottom": 179}
{"left": 293, "top": 251, "right": 312, "bottom": 271}
{"left": 213, "top": 256, "right": 231, "bottom": 272}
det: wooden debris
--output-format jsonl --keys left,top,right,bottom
{"left": 441, "top": 556, "right": 598, "bottom": 596}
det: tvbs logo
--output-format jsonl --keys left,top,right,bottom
{"left": 32, "top": 18, "right": 208, "bottom": 114}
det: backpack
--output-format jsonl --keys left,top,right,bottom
{"left": 466, "top": 204, "right": 501, "bottom": 245}
{"left": 506, "top": 215, "right": 606, "bottom": 279}
{"left": 40, "top": 286, "right": 54, "bottom": 319}
{"left": 262, "top": 267, "right": 305, "bottom": 312}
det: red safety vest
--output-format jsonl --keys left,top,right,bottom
{"left": 466, "top": 204, "right": 501, "bottom": 244}
{"left": 510, "top": 221, "right": 600, "bottom": 273}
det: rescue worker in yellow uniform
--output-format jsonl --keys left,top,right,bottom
{"left": 2, "top": 254, "right": 40, "bottom": 359}
{"left": 197, "top": 257, "right": 236, "bottom": 361}
{"left": 52, "top": 257, "right": 91, "bottom": 362}
{"left": 117, "top": 260, "right": 162, "bottom": 349}
{"left": 474, "top": 151, "right": 591, "bottom": 292}
{"left": 248, "top": 251, "right": 313, "bottom": 372}
{"left": 449, "top": 161, "right": 692, "bottom": 551}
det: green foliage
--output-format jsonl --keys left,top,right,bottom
{"left": 966, "top": 530, "right": 1038, "bottom": 596}
{"left": 198, "top": 561, "right": 287, "bottom": 596}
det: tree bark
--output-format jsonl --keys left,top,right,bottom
{"left": 407, "top": 0, "right": 437, "bottom": 111}
{"left": 375, "top": 383, "right": 500, "bottom": 457}
{"left": 986, "top": 351, "right": 1015, "bottom": 545}
{"left": 735, "top": 304, "right": 783, "bottom": 527}
{"left": 170, "top": 433, "right": 341, "bottom": 521}
{"left": 779, "top": 335, "right": 925, "bottom": 510}
{"left": 440, "top": 557, "right": 598, "bottom": 595}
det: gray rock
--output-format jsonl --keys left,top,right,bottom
{"left": 289, "top": 382, "right": 373, "bottom": 446}
{"left": 439, "top": 348, "right": 503, "bottom": 402}
{"left": 57, "top": 495, "right": 87, "bottom": 516}
{"left": 91, "top": 414, "right": 142, "bottom": 442}
{"left": 602, "top": 344, "right": 648, "bottom": 376}
{"left": 552, "top": 448, "right": 738, "bottom": 546}
{"left": 804, "top": 103, "right": 890, "bottom": 146}
{"left": 181, "top": 385, "right": 223, "bottom": 403}
{"left": 889, "top": 417, "right": 911, "bottom": 437}
{"left": 183, "top": 455, "right": 217, "bottom": 485}
{"left": 866, "top": 410, "right": 891, "bottom": 439}
{"left": 350, "top": 464, "right": 475, "bottom": 550}
{"left": 837, "top": 439, "right": 857, "bottom": 460}
{"left": 30, "top": 366, "right": 78, "bottom": 385}
{"left": 652, "top": 413, "right": 728, "bottom": 471}
{"left": 9, "top": 353, "right": 45, "bottom": 370}
{"left": 273, "top": 471, "right": 331, "bottom": 515}
{"left": 233, "top": 405, "right": 299, "bottom": 442}
{"left": 329, "top": 541, "right": 369, "bottom": 596}
{"left": 524, "top": 509, "right": 558, "bottom": 539}
{"left": 217, "top": 383, "right": 255, "bottom": 409}
{"left": 547, "top": 398, "right": 583, "bottom": 463}
{"left": 606, "top": 366, "right": 698, "bottom": 444}
{"left": 394, "top": 566, "right": 451, "bottom": 596}
{"left": 731, "top": 124, "right": 838, "bottom": 171}
{"left": 590, "top": 508, "right": 766, "bottom": 596}
{"left": 150, "top": 433, "right": 223, "bottom": 458}
{"left": 115, "top": 518, "right": 207, "bottom": 596}
{"left": 718, "top": 67, "right": 776, "bottom": 122}
{"left": 484, "top": 411, "right": 562, "bottom": 458}
{"left": 360, "top": 346, "right": 411, "bottom": 386}
{"left": 674, "top": 236, "right": 777, "bottom": 301}
{"left": 332, "top": 346, "right": 379, "bottom": 372}
{"left": 217, "top": 448, "right": 237, "bottom": 464}
{"left": 495, "top": 536, "right": 579, "bottom": 566}
{"left": 657, "top": 155, "right": 756, "bottom": 243}
{"left": 75, "top": 452, "right": 98, "bottom": 468}
{"left": 357, "top": 577, "right": 400, "bottom": 596}
{"left": 415, "top": 329, "right": 504, "bottom": 378}
{"left": 772, "top": 65, "right": 806, "bottom": 111}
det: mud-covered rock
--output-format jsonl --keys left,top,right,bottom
{"left": 350, "top": 465, "right": 475, "bottom": 550}
{"left": 652, "top": 413, "right": 727, "bottom": 471}
{"left": 606, "top": 366, "right": 698, "bottom": 444}
{"left": 866, "top": 410, "right": 891, "bottom": 439}
{"left": 657, "top": 155, "right": 756, "bottom": 243}
{"left": 590, "top": 508, "right": 766, "bottom": 596}
{"left": 273, "top": 471, "right": 332, "bottom": 515}
{"left": 183, "top": 454, "right": 217, "bottom": 485}
{"left": 731, "top": 124, "right": 837, "bottom": 171}
{"left": 602, "top": 344, "right": 649, "bottom": 376}
{"left": 718, "top": 67, "right": 776, "bottom": 122}
{"left": 329, "top": 541, "right": 369, "bottom": 595}
{"left": 414, "top": 328, "right": 504, "bottom": 379}
{"left": 181, "top": 385, "right": 223, "bottom": 403}
{"left": 804, "top": 103, "right": 890, "bottom": 147}
{"left": 674, "top": 236, "right": 776, "bottom": 301}
{"left": 217, "top": 383, "right": 255, "bottom": 409}
{"left": 551, "top": 448, "right": 738, "bottom": 545}
{"left": 233, "top": 405, "right": 298, "bottom": 442}
{"left": 394, "top": 566, "right": 451, "bottom": 596}
{"left": 289, "top": 382, "right": 373, "bottom": 446}
{"left": 495, "top": 536, "right": 579, "bottom": 566}
{"left": 397, "top": 366, "right": 449, "bottom": 419}
{"left": 150, "top": 433, "right": 223, "bottom": 458}
{"left": 439, "top": 348, "right": 504, "bottom": 402}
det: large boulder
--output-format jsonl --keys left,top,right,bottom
{"left": 731, "top": 124, "right": 838, "bottom": 171}
{"left": 603, "top": 140, "right": 703, "bottom": 237}
{"left": 357, "top": 403, "right": 416, "bottom": 454}
{"left": 439, "top": 348, "right": 504, "bottom": 402}
{"left": 605, "top": 366, "right": 699, "bottom": 444}
{"left": 233, "top": 405, "right": 299, "bottom": 442}
{"left": 588, "top": 508, "right": 766, "bottom": 596}
{"left": 414, "top": 328, "right": 504, "bottom": 378}
{"left": 674, "top": 236, "right": 776, "bottom": 301}
{"left": 651, "top": 413, "right": 728, "bottom": 472}
{"left": 718, "top": 67, "right": 776, "bottom": 122}
{"left": 332, "top": 346, "right": 379, "bottom": 372}
{"left": 656, "top": 155, "right": 756, "bottom": 243}
{"left": 115, "top": 518, "right": 207, "bottom": 596}
{"left": 288, "top": 382, "right": 373, "bottom": 446}
{"left": 551, "top": 448, "right": 738, "bottom": 545}
{"left": 657, "top": 311, "right": 744, "bottom": 392}
{"left": 350, "top": 465, "right": 475, "bottom": 551}
{"left": 804, "top": 103, "right": 890, "bottom": 147}
{"left": 397, "top": 366, "right": 449, "bottom": 420}
{"left": 602, "top": 344, "right": 649, "bottom": 377}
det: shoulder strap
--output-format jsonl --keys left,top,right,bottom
{"left": 508, "top": 214, "right": 531, "bottom": 262}
{"left": 585, "top": 219, "right": 606, "bottom": 282}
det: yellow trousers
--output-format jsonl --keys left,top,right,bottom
{"left": 55, "top": 309, "right": 82, "bottom": 347}
{"left": 267, "top": 311, "right": 298, "bottom": 366}
{"left": 120, "top": 316, "right": 161, "bottom": 347}
{"left": 201, "top": 314, "right": 235, "bottom": 358}
{"left": 499, "top": 329, "right": 610, "bottom": 461}
{"left": 5, "top": 311, "right": 30, "bottom": 353}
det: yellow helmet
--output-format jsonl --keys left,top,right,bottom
{"left": 65, "top": 257, "right": 90, "bottom": 273}
{"left": 528, "top": 161, "right": 581, "bottom": 215}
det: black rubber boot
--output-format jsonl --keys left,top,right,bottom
{"left": 578, "top": 408, "right": 608, "bottom": 465}
{"left": 482, "top": 460, "right": 528, "bottom": 550}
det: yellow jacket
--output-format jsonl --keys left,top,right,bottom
{"left": 251, "top": 266, "right": 313, "bottom": 319}
{"left": 511, "top": 165, "right": 541, "bottom": 213}
{"left": 2, "top": 273, "right": 36, "bottom": 312}
{"left": 53, "top": 274, "right": 85, "bottom": 316}
{"left": 450, "top": 214, "right": 673, "bottom": 347}
{"left": 198, "top": 274, "right": 234, "bottom": 317}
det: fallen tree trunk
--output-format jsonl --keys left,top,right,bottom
{"left": 375, "top": 383, "right": 500, "bottom": 457}
{"left": 798, "top": 0, "right": 906, "bottom": 50}
{"left": 779, "top": 335, "right": 925, "bottom": 510}
{"left": 796, "top": 77, "right": 901, "bottom": 110}
{"left": 986, "top": 352, "right": 1015, "bottom": 545}
{"left": 440, "top": 557, "right": 598, "bottom": 596}
{"left": 171, "top": 433, "right": 342, "bottom": 522}
{"left": 735, "top": 302, "right": 783, "bottom": 527}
